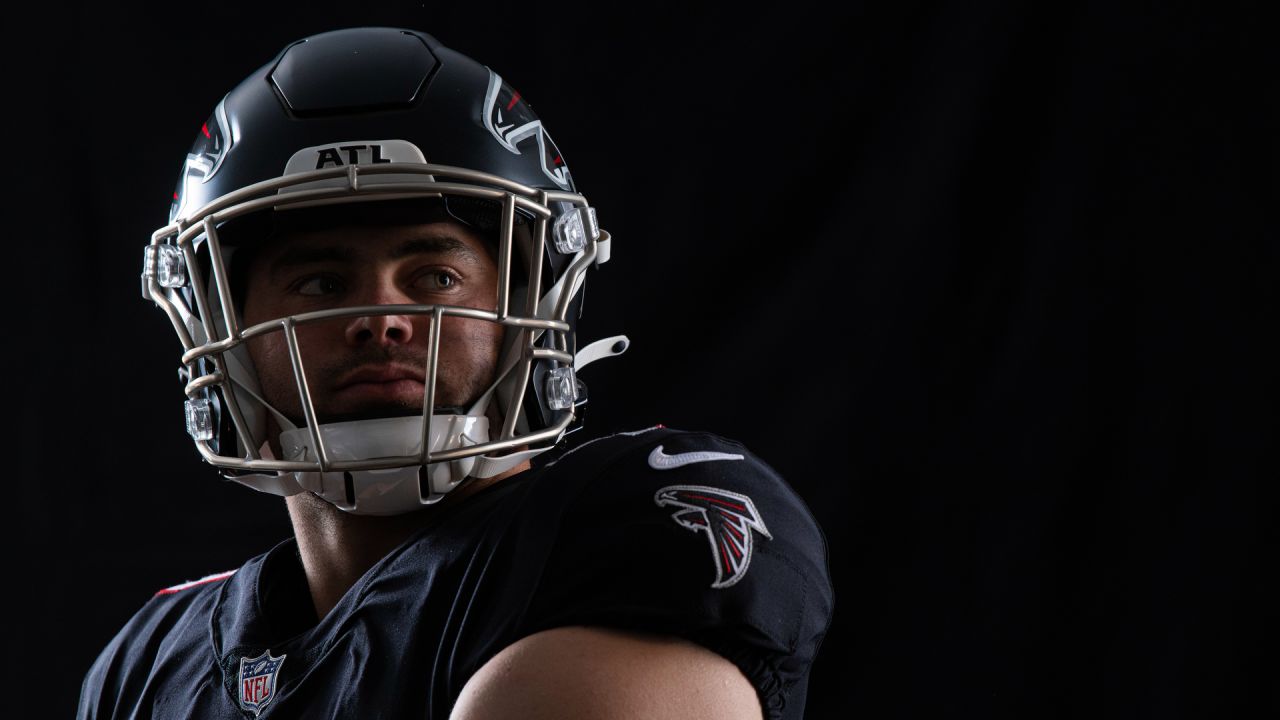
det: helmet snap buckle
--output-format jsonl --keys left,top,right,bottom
{"left": 142, "top": 244, "right": 187, "bottom": 299}
{"left": 552, "top": 207, "right": 598, "bottom": 254}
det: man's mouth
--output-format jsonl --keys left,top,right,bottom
{"left": 334, "top": 364, "right": 427, "bottom": 390}
{"left": 327, "top": 364, "right": 431, "bottom": 415}
{"left": 305, "top": 362, "right": 480, "bottom": 424}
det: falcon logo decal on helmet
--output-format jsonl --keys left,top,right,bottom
{"left": 482, "top": 68, "right": 573, "bottom": 190}
{"left": 170, "top": 99, "right": 230, "bottom": 222}
{"left": 655, "top": 485, "right": 772, "bottom": 589}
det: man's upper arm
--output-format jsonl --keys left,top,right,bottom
{"left": 450, "top": 626, "right": 764, "bottom": 720}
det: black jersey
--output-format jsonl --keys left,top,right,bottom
{"left": 78, "top": 425, "right": 834, "bottom": 719}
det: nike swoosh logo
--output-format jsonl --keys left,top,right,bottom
{"left": 648, "top": 445, "right": 745, "bottom": 470}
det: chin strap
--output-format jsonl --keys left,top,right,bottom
{"left": 222, "top": 347, "right": 299, "bottom": 432}
{"left": 468, "top": 445, "right": 550, "bottom": 479}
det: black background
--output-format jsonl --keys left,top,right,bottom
{"left": 10, "top": 1, "right": 1277, "bottom": 717}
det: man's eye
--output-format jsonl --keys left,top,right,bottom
{"left": 415, "top": 270, "right": 460, "bottom": 291}
{"left": 295, "top": 275, "right": 345, "bottom": 296}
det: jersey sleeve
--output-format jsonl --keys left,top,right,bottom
{"left": 522, "top": 428, "right": 835, "bottom": 720}
{"left": 78, "top": 595, "right": 172, "bottom": 719}
{"left": 77, "top": 577, "right": 228, "bottom": 719}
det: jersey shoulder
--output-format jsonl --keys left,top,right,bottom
{"left": 542, "top": 424, "right": 824, "bottom": 551}
{"left": 78, "top": 569, "right": 235, "bottom": 719}
{"left": 526, "top": 424, "right": 834, "bottom": 720}
{"left": 543, "top": 424, "right": 789, "bottom": 490}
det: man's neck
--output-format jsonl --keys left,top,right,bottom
{"left": 285, "top": 462, "right": 529, "bottom": 621}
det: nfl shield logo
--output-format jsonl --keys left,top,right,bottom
{"left": 238, "top": 650, "right": 286, "bottom": 716}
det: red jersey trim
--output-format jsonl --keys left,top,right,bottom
{"left": 154, "top": 569, "right": 237, "bottom": 596}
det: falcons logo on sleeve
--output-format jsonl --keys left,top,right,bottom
{"left": 655, "top": 485, "right": 772, "bottom": 589}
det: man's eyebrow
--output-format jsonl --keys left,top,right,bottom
{"left": 391, "top": 236, "right": 483, "bottom": 264}
{"left": 267, "top": 245, "right": 355, "bottom": 280}
{"left": 267, "top": 235, "right": 484, "bottom": 280}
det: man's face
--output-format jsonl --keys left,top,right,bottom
{"left": 240, "top": 217, "right": 504, "bottom": 431}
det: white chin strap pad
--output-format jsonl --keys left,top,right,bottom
{"left": 227, "top": 414, "right": 547, "bottom": 516}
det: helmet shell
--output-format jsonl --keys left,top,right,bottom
{"left": 171, "top": 27, "right": 576, "bottom": 225}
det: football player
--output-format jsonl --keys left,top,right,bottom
{"left": 80, "top": 27, "right": 834, "bottom": 719}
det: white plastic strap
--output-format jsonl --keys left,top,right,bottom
{"left": 594, "top": 230, "right": 612, "bottom": 266}
{"left": 223, "top": 348, "right": 299, "bottom": 432}
{"left": 469, "top": 445, "right": 552, "bottom": 479}
{"left": 229, "top": 471, "right": 308, "bottom": 497}
{"left": 535, "top": 252, "right": 582, "bottom": 320}
{"left": 464, "top": 339, "right": 525, "bottom": 419}
{"left": 574, "top": 334, "right": 630, "bottom": 371}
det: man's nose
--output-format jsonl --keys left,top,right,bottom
{"left": 343, "top": 281, "right": 417, "bottom": 346}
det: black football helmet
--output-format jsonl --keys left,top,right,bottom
{"left": 141, "top": 27, "right": 627, "bottom": 514}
